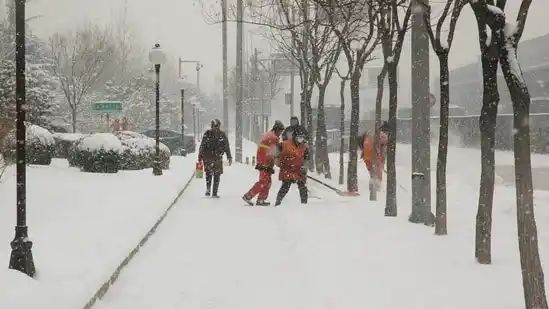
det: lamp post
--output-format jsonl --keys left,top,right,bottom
{"left": 190, "top": 97, "right": 200, "bottom": 142}
{"left": 180, "top": 88, "right": 186, "bottom": 156}
{"left": 178, "top": 58, "right": 203, "bottom": 93}
{"left": 9, "top": 0, "right": 35, "bottom": 277}
{"left": 149, "top": 43, "right": 166, "bottom": 176}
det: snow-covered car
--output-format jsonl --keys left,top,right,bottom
{"left": 1, "top": 123, "right": 56, "bottom": 165}
{"left": 141, "top": 129, "right": 195, "bottom": 156}
{"left": 114, "top": 131, "right": 171, "bottom": 170}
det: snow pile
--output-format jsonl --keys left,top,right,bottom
{"left": 78, "top": 133, "right": 123, "bottom": 154}
{"left": 26, "top": 124, "right": 55, "bottom": 147}
{"left": 52, "top": 133, "right": 85, "bottom": 142}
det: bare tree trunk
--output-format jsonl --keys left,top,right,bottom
{"left": 71, "top": 108, "right": 77, "bottom": 133}
{"left": 435, "top": 52, "right": 449, "bottom": 235}
{"left": 315, "top": 85, "right": 326, "bottom": 174}
{"left": 306, "top": 84, "right": 315, "bottom": 171}
{"left": 315, "top": 85, "right": 331, "bottom": 178}
{"left": 500, "top": 41, "right": 548, "bottom": 309}
{"left": 372, "top": 66, "right": 387, "bottom": 201}
{"left": 476, "top": 56, "right": 499, "bottom": 264}
{"left": 385, "top": 63, "right": 398, "bottom": 217}
{"left": 339, "top": 78, "right": 346, "bottom": 185}
{"left": 347, "top": 73, "right": 360, "bottom": 192}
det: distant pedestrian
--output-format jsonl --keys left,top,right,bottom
{"left": 361, "top": 122, "right": 389, "bottom": 190}
{"left": 121, "top": 117, "right": 129, "bottom": 131}
{"left": 242, "top": 121, "right": 285, "bottom": 206}
{"left": 111, "top": 118, "right": 121, "bottom": 132}
{"left": 275, "top": 126, "right": 309, "bottom": 206}
{"left": 198, "top": 119, "right": 232, "bottom": 198}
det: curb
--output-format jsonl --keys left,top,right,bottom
{"left": 83, "top": 172, "right": 196, "bottom": 309}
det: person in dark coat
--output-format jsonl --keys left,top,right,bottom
{"left": 198, "top": 119, "right": 232, "bottom": 198}
{"left": 274, "top": 126, "right": 309, "bottom": 206}
{"left": 282, "top": 116, "right": 308, "bottom": 142}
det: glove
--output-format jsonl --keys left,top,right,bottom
{"left": 300, "top": 166, "right": 308, "bottom": 176}
{"left": 228, "top": 158, "right": 233, "bottom": 166}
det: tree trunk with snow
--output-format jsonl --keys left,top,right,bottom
{"left": 71, "top": 108, "right": 77, "bottom": 133}
{"left": 315, "top": 85, "right": 332, "bottom": 178}
{"left": 385, "top": 63, "right": 398, "bottom": 217}
{"left": 372, "top": 66, "right": 387, "bottom": 201}
{"left": 435, "top": 52, "right": 450, "bottom": 235}
{"left": 339, "top": 78, "right": 346, "bottom": 185}
{"left": 499, "top": 25, "right": 548, "bottom": 309}
{"left": 347, "top": 72, "right": 361, "bottom": 193}
{"left": 475, "top": 53, "right": 499, "bottom": 264}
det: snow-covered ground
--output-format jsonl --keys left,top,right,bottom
{"left": 93, "top": 141, "right": 549, "bottom": 309}
{"left": 0, "top": 156, "right": 195, "bottom": 308}
{"left": 2, "top": 137, "right": 549, "bottom": 308}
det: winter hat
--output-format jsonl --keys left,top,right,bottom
{"left": 211, "top": 119, "right": 221, "bottom": 129}
{"left": 272, "top": 120, "right": 285, "bottom": 133}
{"left": 290, "top": 116, "right": 299, "bottom": 126}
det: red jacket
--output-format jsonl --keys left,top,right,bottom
{"left": 278, "top": 140, "right": 308, "bottom": 182}
{"left": 256, "top": 131, "right": 280, "bottom": 172}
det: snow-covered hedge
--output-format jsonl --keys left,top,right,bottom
{"left": 0, "top": 123, "right": 55, "bottom": 165}
{"left": 115, "top": 131, "right": 170, "bottom": 170}
{"left": 52, "top": 133, "right": 86, "bottom": 159}
{"left": 73, "top": 133, "right": 122, "bottom": 173}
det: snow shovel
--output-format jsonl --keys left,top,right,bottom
{"left": 307, "top": 176, "right": 360, "bottom": 197}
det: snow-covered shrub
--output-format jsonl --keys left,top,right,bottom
{"left": 52, "top": 133, "right": 85, "bottom": 159}
{"left": 115, "top": 131, "right": 170, "bottom": 170}
{"left": 0, "top": 123, "right": 55, "bottom": 165}
{"left": 75, "top": 133, "right": 122, "bottom": 173}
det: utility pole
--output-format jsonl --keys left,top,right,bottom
{"left": 410, "top": 0, "right": 433, "bottom": 225}
{"left": 235, "top": 0, "right": 244, "bottom": 163}
{"left": 290, "top": 7, "right": 296, "bottom": 118}
{"left": 221, "top": 0, "right": 229, "bottom": 132}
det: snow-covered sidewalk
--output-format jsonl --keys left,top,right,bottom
{"left": 95, "top": 158, "right": 549, "bottom": 309}
{"left": 0, "top": 156, "right": 195, "bottom": 308}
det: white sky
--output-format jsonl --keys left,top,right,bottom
{"left": 20, "top": 0, "right": 549, "bottom": 111}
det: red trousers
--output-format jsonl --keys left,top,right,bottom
{"left": 245, "top": 170, "right": 272, "bottom": 201}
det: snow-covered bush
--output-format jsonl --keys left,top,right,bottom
{"left": 74, "top": 133, "right": 122, "bottom": 173}
{"left": 53, "top": 133, "right": 86, "bottom": 159}
{"left": 0, "top": 123, "right": 55, "bottom": 165}
{"left": 115, "top": 131, "right": 170, "bottom": 170}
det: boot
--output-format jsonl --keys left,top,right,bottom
{"left": 242, "top": 195, "right": 254, "bottom": 206}
{"left": 256, "top": 200, "right": 271, "bottom": 206}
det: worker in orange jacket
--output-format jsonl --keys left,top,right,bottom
{"left": 243, "top": 121, "right": 285, "bottom": 206}
{"left": 362, "top": 122, "right": 389, "bottom": 190}
{"left": 274, "top": 126, "right": 309, "bottom": 206}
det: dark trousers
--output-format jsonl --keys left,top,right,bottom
{"left": 206, "top": 172, "right": 221, "bottom": 195}
{"left": 276, "top": 180, "right": 308, "bottom": 205}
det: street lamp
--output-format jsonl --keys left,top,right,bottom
{"left": 178, "top": 79, "right": 186, "bottom": 157}
{"left": 9, "top": 0, "right": 35, "bottom": 277}
{"left": 190, "top": 96, "right": 200, "bottom": 142}
{"left": 149, "top": 43, "right": 166, "bottom": 176}
{"left": 178, "top": 58, "right": 203, "bottom": 93}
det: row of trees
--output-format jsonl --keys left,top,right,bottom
{"left": 201, "top": 0, "right": 547, "bottom": 307}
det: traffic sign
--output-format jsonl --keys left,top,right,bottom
{"left": 93, "top": 101, "right": 122, "bottom": 113}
